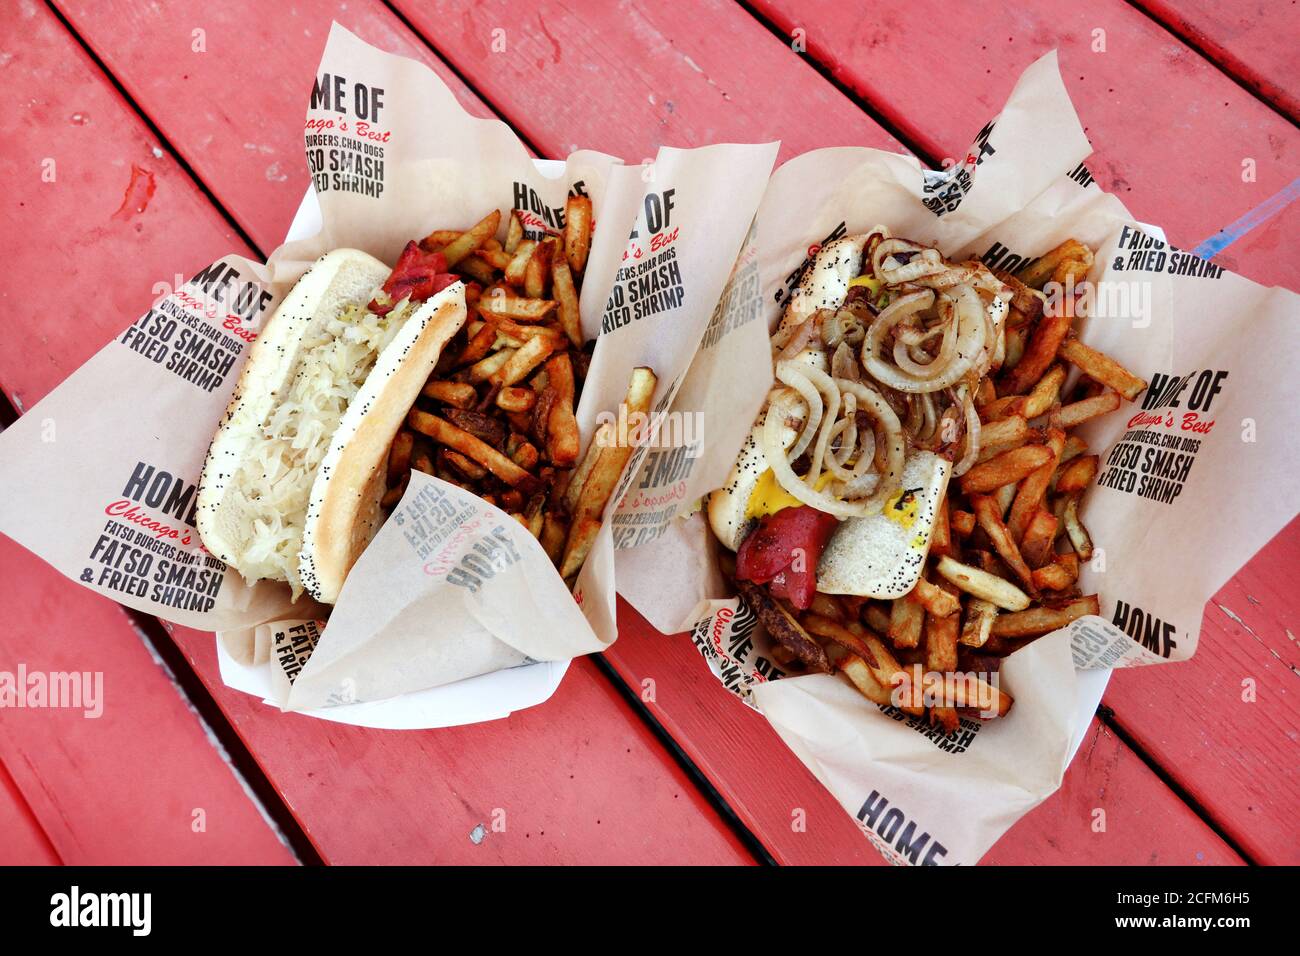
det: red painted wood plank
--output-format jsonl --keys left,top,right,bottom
{"left": 612, "top": 601, "right": 883, "bottom": 865}
{"left": 390, "top": 0, "right": 905, "bottom": 163}
{"left": 0, "top": 536, "right": 296, "bottom": 864}
{"left": 0, "top": 0, "right": 249, "bottom": 412}
{"left": 1102, "top": 517, "right": 1300, "bottom": 865}
{"left": 752, "top": 0, "right": 1299, "bottom": 292}
{"left": 53, "top": 0, "right": 499, "bottom": 253}
{"left": 390, "top": 0, "right": 1254, "bottom": 864}
{"left": 0, "top": 0, "right": 292, "bottom": 868}
{"left": 0, "top": 759, "right": 61, "bottom": 865}
{"left": 743, "top": 0, "right": 1300, "bottom": 858}
{"left": 982, "top": 719, "right": 1244, "bottom": 865}
{"left": 22, "top": 0, "right": 1268, "bottom": 864}
{"left": 1132, "top": 0, "right": 1300, "bottom": 124}
{"left": 162, "top": 622, "right": 755, "bottom": 864}
{"left": 614, "top": 603, "right": 1244, "bottom": 865}
{"left": 751, "top": 0, "right": 1300, "bottom": 863}
{"left": 4, "top": 0, "right": 754, "bottom": 866}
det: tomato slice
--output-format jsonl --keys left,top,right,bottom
{"left": 369, "top": 241, "right": 458, "bottom": 315}
{"left": 734, "top": 505, "right": 839, "bottom": 610}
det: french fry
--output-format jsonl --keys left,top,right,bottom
{"left": 1050, "top": 254, "right": 1092, "bottom": 287}
{"left": 504, "top": 212, "right": 523, "bottom": 254}
{"left": 991, "top": 595, "right": 1099, "bottom": 638}
{"left": 1007, "top": 427, "right": 1065, "bottom": 541}
{"left": 504, "top": 240, "right": 536, "bottom": 286}
{"left": 803, "top": 614, "right": 876, "bottom": 661}
{"left": 993, "top": 481, "right": 1017, "bottom": 517}
{"left": 929, "top": 496, "right": 953, "bottom": 558}
{"left": 888, "top": 593, "right": 925, "bottom": 648}
{"left": 1058, "top": 434, "right": 1088, "bottom": 466}
{"left": 410, "top": 444, "right": 435, "bottom": 475}
{"left": 862, "top": 602, "right": 891, "bottom": 636}
{"left": 545, "top": 352, "right": 580, "bottom": 467}
{"left": 838, "top": 655, "right": 895, "bottom": 707}
{"left": 978, "top": 414, "right": 1030, "bottom": 453}
{"left": 525, "top": 501, "right": 545, "bottom": 539}
{"left": 1055, "top": 454, "right": 1100, "bottom": 494}
{"left": 407, "top": 410, "right": 541, "bottom": 493}
{"left": 991, "top": 268, "right": 1044, "bottom": 319}
{"left": 556, "top": 515, "right": 600, "bottom": 581}
{"left": 428, "top": 209, "right": 501, "bottom": 267}
{"left": 524, "top": 238, "right": 554, "bottom": 300}
{"left": 551, "top": 256, "right": 582, "bottom": 347}
{"left": 1019, "top": 508, "right": 1059, "bottom": 569}
{"left": 1050, "top": 389, "right": 1121, "bottom": 429}
{"left": 442, "top": 448, "right": 488, "bottom": 481}
{"left": 560, "top": 367, "right": 657, "bottom": 576}
{"left": 494, "top": 317, "right": 565, "bottom": 348}
{"left": 455, "top": 254, "right": 496, "bottom": 286}
{"left": 895, "top": 664, "right": 1013, "bottom": 718}
{"left": 979, "top": 395, "right": 1024, "bottom": 422}
{"left": 489, "top": 335, "right": 557, "bottom": 387}
{"left": 1003, "top": 325, "right": 1027, "bottom": 369}
{"left": 474, "top": 246, "right": 513, "bottom": 271}
{"left": 422, "top": 229, "right": 461, "bottom": 248}
{"left": 999, "top": 301, "right": 1073, "bottom": 395}
{"left": 925, "top": 582, "right": 961, "bottom": 732}
{"left": 960, "top": 444, "right": 1054, "bottom": 495}
{"left": 950, "top": 509, "right": 976, "bottom": 537}
{"left": 422, "top": 380, "right": 477, "bottom": 408}
{"left": 540, "top": 511, "right": 567, "bottom": 563}
{"left": 1021, "top": 364, "right": 1067, "bottom": 419}
{"left": 912, "top": 576, "right": 961, "bottom": 617}
{"left": 1031, "top": 553, "right": 1079, "bottom": 591}
{"left": 935, "top": 555, "right": 1031, "bottom": 611}
{"left": 564, "top": 194, "right": 593, "bottom": 274}
{"left": 509, "top": 438, "right": 540, "bottom": 472}
{"left": 387, "top": 430, "right": 414, "bottom": 485}
{"left": 380, "top": 474, "right": 409, "bottom": 509}
{"left": 1015, "top": 238, "right": 1093, "bottom": 290}
{"left": 458, "top": 317, "right": 499, "bottom": 366}
{"left": 809, "top": 593, "right": 845, "bottom": 621}
{"left": 496, "top": 386, "right": 537, "bottom": 413}
{"left": 850, "top": 628, "right": 923, "bottom": 716}
{"left": 466, "top": 348, "right": 514, "bottom": 383}
{"left": 1061, "top": 493, "right": 1094, "bottom": 561}
{"left": 1058, "top": 337, "right": 1147, "bottom": 402}
{"left": 477, "top": 289, "right": 556, "bottom": 322}
{"left": 959, "top": 598, "right": 998, "bottom": 648}
{"left": 565, "top": 422, "right": 613, "bottom": 511}
{"left": 972, "top": 494, "right": 1036, "bottom": 592}
{"left": 769, "top": 644, "right": 797, "bottom": 667}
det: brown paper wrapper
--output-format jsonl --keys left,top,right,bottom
{"left": 617, "top": 52, "right": 1300, "bottom": 863}
{"left": 0, "top": 24, "right": 776, "bottom": 717}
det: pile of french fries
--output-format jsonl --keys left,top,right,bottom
{"left": 382, "top": 201, "right": 657, "bottom": 580}
{"left": 770, "top": 239, "right": 1146, "bottom": 731}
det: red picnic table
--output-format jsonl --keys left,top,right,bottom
{"left": 1, "top": 0, "right": 1296, "bottom": 866}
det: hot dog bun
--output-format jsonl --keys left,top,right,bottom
{"left": 196, "top": 249, "right": 466, "bottom": 602}
{"left": 299, "top": 283, "right": 466, "bottom": 604}
{"left": 707, "top": 230, "right": 947, "bottom": 599}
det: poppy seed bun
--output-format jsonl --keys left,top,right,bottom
{"left": 299, "top": 283, "right": 467, "bottom": 603}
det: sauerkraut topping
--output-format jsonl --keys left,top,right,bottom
{"left": 230, "top": 296, "right": 414, "bottom": 594}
